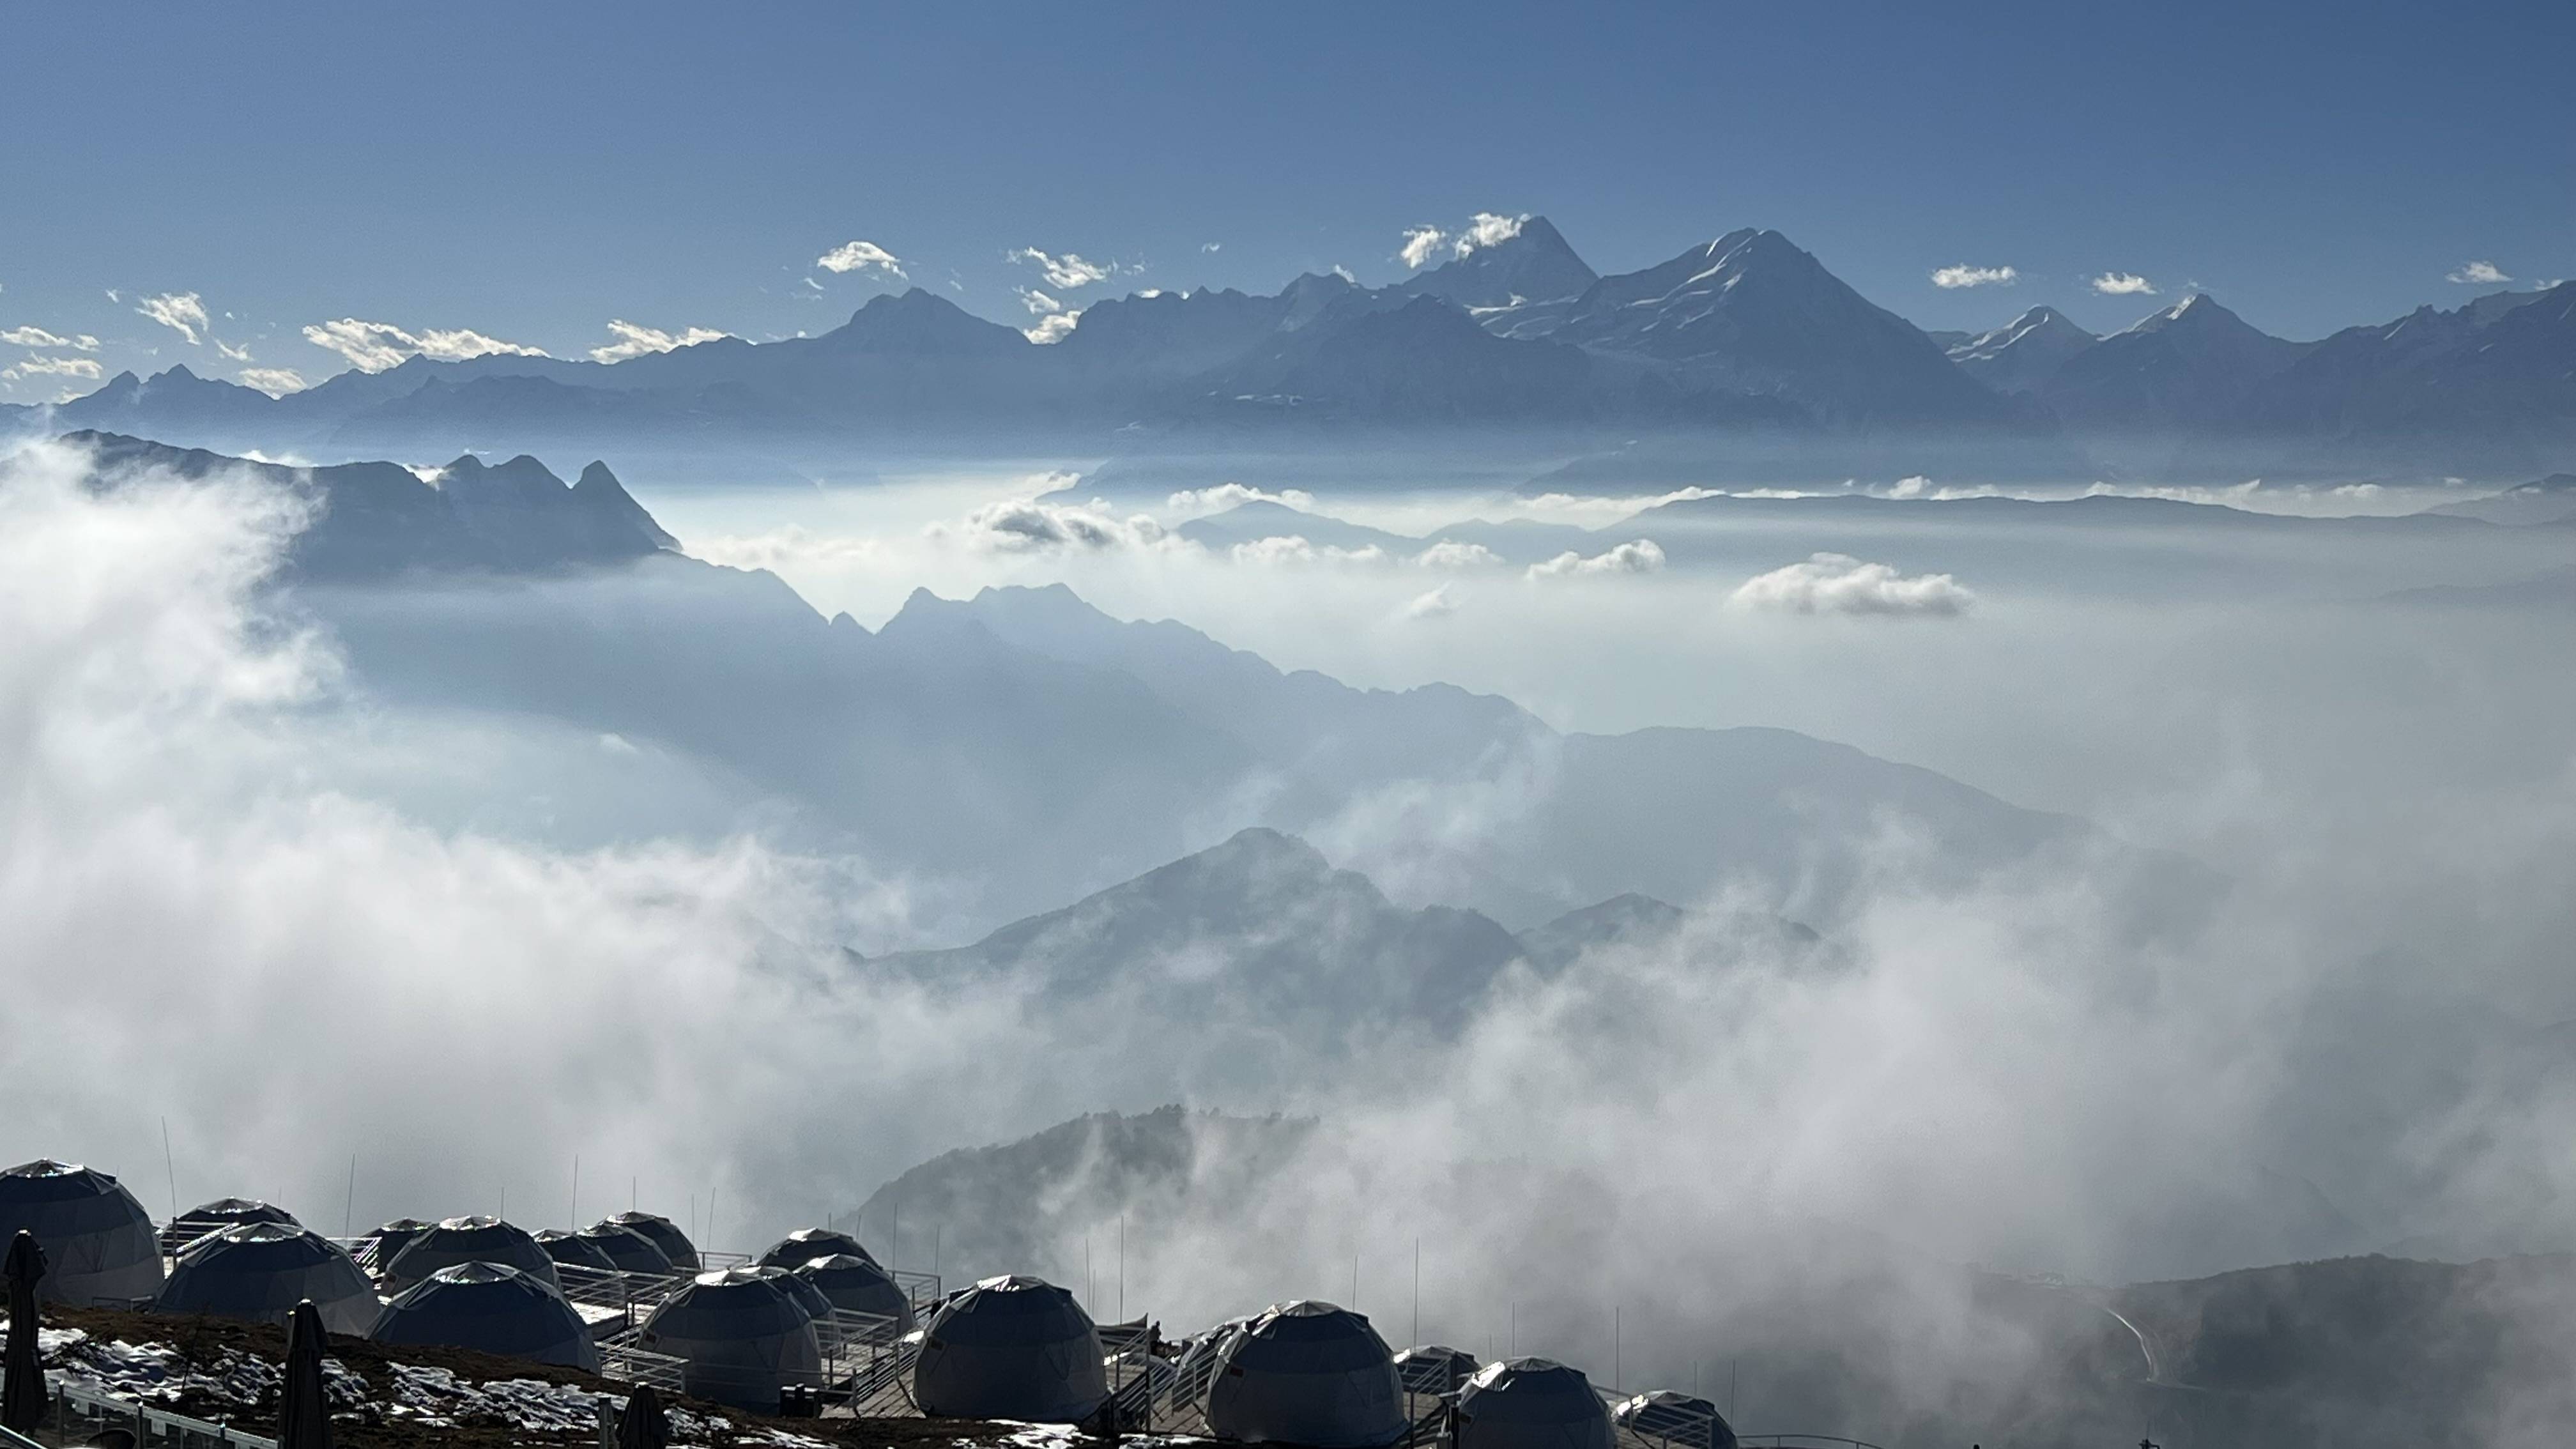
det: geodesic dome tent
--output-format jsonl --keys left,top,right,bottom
{"left": 0, "top": 1160, "right": 164, "bottom": 1306}
{"left": 156, "top": 1223, "right": 379, "bottom": 1335}
{"left": 792, "top": 1254, "right": 914, "bottom": 1335}
{"left": 369, "top": 1262, "right": 599, "bottom": 1371}
{"left": 1613, "top": 1390, "right": 1738, "bottom": 1449}
{"left": 1454, "top": 1358, "right": 1614, "bottom": 1449}
{"left": 386, "top": 1216, "right": 561, "bottom": 1291}
{"left": 599, "top": 1211, "right": 698, "bottom": 1271}
{"left": 745, "top": 1265, "right": 836, "bottom": 1330}
{"left": 756, "top": 1227, "right": 875, "bottom": 1270}
{"left": 912, "top": 1275, "right": 1109, "bottom": 1423}
{"left": 1395, "top": 1344, "right": 1484, "bottom": 1395}
{"left": 1206, "top": 1300, "right": 1408, "bottom": 1448}
{"left": 574, "top": 1220, "right": 674, "bottom": 1275}
{"left": 358, "top": 1218, "right": 434, "bottom": 1276}
{"left": 639, "top": 1268, "right": 822, "bottom": 1413}
{"left": 533, "top": 1229, "right": 619, "bottom": 1273}
{"left": 164, "top": 1198, "right": 299, "bottom": 1254}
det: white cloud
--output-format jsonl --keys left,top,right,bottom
{"left": 1016, "top": 288, "right": 1066, "bottom": 317}
{"left": 7, "top": 354, "right": 103, "bottom": 380}
{"left": 1411, "top": 540, "right": 1503, "bottom": 569}
{"left": 236, "top": 368, "right": 308, "bottom": 397}
{"left": 1022, "top": 310, "right": 1082, "bottom": 344}
{"left": 1009, "top": 248, "right": 1116, "bottom": 290}
{"left": 1526, "top": 539, "right": 1666, "bottom": 580}
{"left": 1201, "top": 242, "right": 1222, "bottom": 254}
{"left": 1330, "top": 264, "right": 1356, "bottom": 284}
{"left": 589, "top": 319, "right": 730, "bottom": 364}
{"left": 1728, "top": 552, "right": 1975, "bottom": 617}
{"left": 1455, "top": 212, "right": 1526, "bottom": 253}
{"left": 1399, "top": 226, "right": 1450, "bottom": 270}
{"left": 1931, "top": 264, "right": 2019, "bottom": 289}
{"left": 2090, "top": 272, "right": 2158, "bottom": 296}
{"left": 816, "top": 240, "right": 905, "bottom": 278}
{"left": 215, "top": 339, "right": 253, "bottom": 362}
{"left": 135, "top": 291, "right": 210, "bottom": 345}
{"left": 2, "top": 325, "right": 99, "bottom": 351}
{"left": 1164, "top": 482, "right": 1317, "bottom": 518}
{"left": 1228, "top": 535, "right": 1387, "bottom": 567}
{"left": 2448, "top": 260, "right": 2511, "bottom": 285}
{"left": 1403, "top": 584, "right": 1459, "bottom": 618}
{"left": 937, "top": 497, "right": 1170, "bottom": 553}
{"left": 301, "top": 319, "right": 548, "bottom": 372}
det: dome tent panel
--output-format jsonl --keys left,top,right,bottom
{"left": 912, "top": 1275, "right": 1108, "bottom": 1423}
{"left": 165, "top": 1199, "right": 299, "bottom": 1254}
{"left": 640, "top": 1268, "right": 822, "bottom": 1414}
{"left": 792, "top": 1254, "right": 914, "bottom": 1336}
{"left": 156, "top": 1223, "right": 379, "bottom": 1335}
{"left": 533, "top": 1229, "right": 620, "bottom": 1273}
{"left": 369, "top": 1262, "right": 600, "bottom": 1371}
{"left": 756, "top": 1227, "right": 875, "bottom": 1270}
{"left": 1613, "top": 1391, "right": 1738, "bottom": 1449}
{"left": 386, "top": 1216, "right": 561, "bottom": 1291}
{"left": 601, "top": 1211, "right": 698, "bottom": 1271}
{"left": 1455, "top": 1358, "right": 1614, "bottom": 1449}
{"left": 0, "top": 1160, "right": 164, "bottom": 1307}
{"left": 358, "top": 1218, "right": 434, "bottom": 1276}
{"left": 1207, "top": 1300, "right": 1407, "bottom": 1448}
{"left": 1395, "top": 1344, "right": 1484, "bottom": 1395}
{"left": 575, "top": 1221, "right": 675, "bottom": 1275}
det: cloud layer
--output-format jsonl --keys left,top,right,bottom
{"left": 1931, "top": 264, "right": 2018, "bottom": 289}
{"left": 2090, "top": 272, "right": 2158, "bottom": 296}
{"left": 1526, "top": 539, "right": 1666, "bottom": 580}
{"left": 590, "top": 320, "right": 730, "bottom": 364}
{"left": 302, "top": 319, "right": 549, "bottom": 372}
{"left": 1729, "top": 553, "right": 1975, "bottom": 617}
{"left": 816, "top": 240, "right": 905, "bottom": 277}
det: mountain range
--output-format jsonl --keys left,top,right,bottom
{"left": 16, "top": 219, "right": 2572, "bottom": 480}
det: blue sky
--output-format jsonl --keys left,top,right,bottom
{"left": 3, "top": 0, "right": 2570, "bottom": 399}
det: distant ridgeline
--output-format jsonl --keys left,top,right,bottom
{"left": 13, "top": 218, "right": 2573, "bottom": 480}
{"left": 68, "top": 430, "right": 675, "bottom": 577}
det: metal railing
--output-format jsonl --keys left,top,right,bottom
{"left": 51, "top": 1380, "right": 282, "bottom": 1449}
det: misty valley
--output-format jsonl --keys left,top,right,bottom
{"left": 6, "top": 12, "right": 2576, "bottom": 1445}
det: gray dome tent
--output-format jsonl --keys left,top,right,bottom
{"left": 387, "top": 1216, "right": 561, "bottom": 1291}
{"left": 639, "top": 1268, "right": 822, "bottom": 1413}
{"left": 358, "top": 1218, "right": 433, "bottom": 1276}
{"left": 745, "top": 1265, "right": 838, "bottom": 1332}
{"left": 1395, "top": 1344, "right": 1484, "bottom": 1395}
{"left": 155, "top": 1223, "right": 378, "bottom": 1335}
{"left": 369, "top": 1262, "right": 599, "bottom": 1371}
{"left": 533, "top": 1229, "right": 619, "bottom": 1273}
{"left": 1613, "top": 1391, "right": 1738, "bottom": 1449}
{"left": 574, "top": 1221, "right": 674, "bottom": 1276}
{"left": 167, "top": 1199, "right": 298, "bottom": 1252}
{"left": 912, "top": 1275, "right": 1108, "bottom": 1423}
{"left": 600, "top": 1211, "right": 698, "bottom": 1271}
{"left": 756, "top": 1227, "right": 875, "bottom": 1270}
{"left": 1455, "top": 1358, "right": 1614, "bottom": 1449}
{"left": 0, "top": 1161, "right": 163, "bottom": 1306}
{"left": 1207, "top": 1300, "right": 1407, "bottom": 1448}
{"left": 792, "top": 1254, "right": 914, "bottom": 1335}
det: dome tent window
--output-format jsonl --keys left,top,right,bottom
{"left": 369, "top": 1261, "right": 600, "bottom": 1371}
{"left": 1206, "top": 1300, "right": 1408, "bottom": 1448}
{"left": 912, "top": 1274, "right": 1108, "bottom": 1423}
{"left": 155, "top": 1222, "right": 379, "bottom": 1335}
{"left": 0, "top": 1160, "right": 164, "bottom": 1307}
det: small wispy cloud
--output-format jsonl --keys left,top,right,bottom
{"left": 1457, "top": 212, "right": 1526, "bottom": 252}
{"left": 1201, "top": 242, "right": 1222, "bottom": 254}
{"left": 1016, "top": 288, "right": 1066, "bottom": 316}
{"left": 236, "top": 367, "right": 307, "bottom": 396}
{"left": 6, "top": 354, "right": 105, "bottom": 381}
{"left": 1526, "top": 539, "right": 1666, "bottom": 581}
{"left": 816, "top": 240, "right": 906, "bottom": 278}
{"left": 1009, "top": 248, "right": 1120, "bottom": 290}
{"left": 1932, "top": 264, "right": 2018, "bottom": 289}
{"left": 1399, "top": 226, "right": 1450, "bottom": 270}
{"left": 0, "top": 325, "right": 99, "bottom": 351}
{"left": 135, "top": 291, "right": 210, "bottom": 345}
{"left": 1023, "top": 311, "right": 1082, "bottom": 344}
{"left": 2447, "top": 260, "right": 2511, "bottom": 285}
{"left": 589, "top": 319, "right": 729, "bottom": 364}
{"left": 1729, "top": 553, "right": 1974, "bottom": 617}
{"left": 1404, "top": 584, "right": 1460, "bottom": 619}
{"left": 1411, "top": 540, "right": 1503, "bottom": 569}
{"left": 215, "top": 339, "right": 253, "bottom": 362}
{"left": 2091, "top": 272, "right": 2158, "bottom": 296}
{"left": 301, "top": 318, "right": 549, "bottom": 372}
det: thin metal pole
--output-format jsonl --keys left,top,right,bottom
{"left": 1613, "top": 1305, "right": 1621, "bottom": 1392}
{"left": 709, "top": 1188, "right": 718, "bottom": 1254}
{"left": 1511, "top": 1301, "right": 1517, "bottom": 1357}
{"left": 342, "top": 1154, "right": 356, "bottom": 1239}
{"left": 161, "top": 1117, "right": 179, "bottom": 1222}
{"left": 570, "top": 1156, "right": 579, "bottom": 1229}
{"left": 1412, "top": 1238, "right": 1420, "bottom": 1349}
